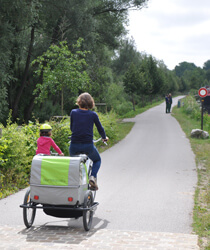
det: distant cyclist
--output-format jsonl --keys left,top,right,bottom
{"left": 69, "top": 92, "right": 108, "bottom": 190}
{"left": 36, "top": 124, "right": 64, "bottom": 156}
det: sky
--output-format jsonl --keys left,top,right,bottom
{"left": 128, "top": 0, "right": 210, "bottom": 70}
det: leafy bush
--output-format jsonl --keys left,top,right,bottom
{"left": 106, "top": 83, "right": 133, "bottom": 115}
{"left": 95, "top": 111, "right": 118, "bottom": 142}
{"left": 0, "top": 121, "right": 30, "bottom": 198}
{"left": 0, "top": 111, "right": 119, "bottom": 199}
{"left": 182, "top": 95, "right": 200, "bottom": 117}
{"left": 21, "top": 121, "right": 40, "bottom": 158}
{"left": 181, "top": 95, "right": 210, "bottom": 133}
{"left": 49, "top": 117, "right": 71, "bottom": 156}
{"left": 115, "top": 101, "right": 133, "bottom": 116}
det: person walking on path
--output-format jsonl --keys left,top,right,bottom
{"left": 168, "top": 93, "right": 172, "bottom": 113}
{"left": 165, "top": 94, "right": 170, "bottom": 113}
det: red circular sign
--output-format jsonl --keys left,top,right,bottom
{"left": 198, "top": 88, "right": 207, "bottom": 97}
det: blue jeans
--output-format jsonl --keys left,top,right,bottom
{"left": 69, "top": 143, "right": 101, "bottom": 178}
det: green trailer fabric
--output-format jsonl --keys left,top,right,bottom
{"left": 40, "top": 157, "right": 70, "bottom": 186}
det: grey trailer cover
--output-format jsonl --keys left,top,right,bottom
{"left": 30, "top": 155, "right": 88, "bottom": 205}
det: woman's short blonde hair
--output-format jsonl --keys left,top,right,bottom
{"left": 76, "top": 92, "right": 95, "bottom": 109}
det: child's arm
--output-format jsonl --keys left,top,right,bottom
{"left": 50, "top": 138, "right": 64, "bottom": 156}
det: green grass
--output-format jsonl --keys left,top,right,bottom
{"left": 172, "top": 106, "right": 210, "bottom": 250}
{"left": 119, "top": 99, "right": 163, "bottom": 118}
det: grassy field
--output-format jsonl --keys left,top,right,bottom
{"left": 172, "top": 106, "right": 210, "bottom": 250}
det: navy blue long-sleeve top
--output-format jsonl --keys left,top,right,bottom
{"left": 70, "top": 109, "right": 106, "bottom": 143}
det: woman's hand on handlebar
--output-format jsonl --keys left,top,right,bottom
{"left": 102, "top": 137, "right": 109, "bottom": 143}
{"left": 59, "top": 153, "right": 64, "bottom": 156}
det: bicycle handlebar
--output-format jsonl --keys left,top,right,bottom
{"left": 93, "top": 137, "right": 108, "bottom": 145}
{"left": 68, "top": 136, "right": 107, "bottom": 145}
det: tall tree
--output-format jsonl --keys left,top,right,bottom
{"left": 174, "top": 62, "right": 197, "bottom": 77}
{"left": 32, "top": 40, "right": 90, "bottom": 115}
{"left": 123, "top": 63, "right": 145, "bottom": 110}
{"left": 0, "top": 0, "right": 149, "bottom": 122}
{"left": 139, "top": 55, "right": 164, "bottom": 96}
{"left": 182, "top": 67, "right": 205, "bottom": 89}
{"left": 112, "top": 39, "right": 142, "bottom": 77}
{"left": 203, "top": 60, "right": 210, "bottom": 71}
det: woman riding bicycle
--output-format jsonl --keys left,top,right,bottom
{"left": 69, "top": 92, "right": 108, "bottom": 191}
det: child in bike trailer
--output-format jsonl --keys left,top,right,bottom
{"left": 36, "top": 124, "right": 64, "bottom": 156}
{"left": 69, "top": 92, "right": 108, "bottom": 191}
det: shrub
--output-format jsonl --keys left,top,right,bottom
{"left": 181, "top": 95, "right": 210, "bottom": 133}
{"left": 21, "top": 121, "right": 40, "bottom": 161}
{"left": 95, "top": 111, "right": 118, "bottom": 142}
{"left": 49, "top": 117, "right": 71, "bottom": 156}
{"left": 0, "top": 122, "right": 30, "bottom": 197}
{"left": 115, "top": 101, "right": 133, "bottom": 116}
{"left": 0, "top": 110, "right": 119, "bottom": 199}
{"left": 182, "top": 95, "right": 200, "bottom": 118}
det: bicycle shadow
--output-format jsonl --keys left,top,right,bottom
{"left": 19, "top": 217, "right": 110, "bottom": 245}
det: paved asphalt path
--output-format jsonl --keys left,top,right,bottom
{"left": 95, "top": 95, "right": 197, "bottom": 233}
{"left": 0, "top": 96, "right": 197, "bottom": 235}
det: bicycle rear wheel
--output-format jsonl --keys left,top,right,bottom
{"left": 83, "top": 191, "right": 94, "bottom": 231}
{"left": 23, "top": 188, "right": 36, "bottom": 228}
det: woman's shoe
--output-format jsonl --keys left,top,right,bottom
{"left": 89, "top": 176, "right": 98, "bottom": 190}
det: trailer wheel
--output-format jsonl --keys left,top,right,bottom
{"left": 83, "top": 191, "right": 94, "bottom": 231}
{"left": 23, "top": 188, "right": 36, "bottom": 228}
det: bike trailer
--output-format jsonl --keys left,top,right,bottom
{"left": 30, "top": 155, "right": 88, "bottom": 206}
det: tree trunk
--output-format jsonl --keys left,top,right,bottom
{"left": 132, "top": 94, "right": 135, "bottom": 111}
{"left": 24, "top": 95, "right": 36, "bottom": 122}
{"left": 12, "top": 26, "right": 35, "bottom": 120}
{"left": 61, "top": 86, "right": 64, "bottom": 116}
{"left": 141, "top": 95, "right": 145, "bottom": 107}
{"left": 24, "top": 68, "right": 43, "bottom": 122}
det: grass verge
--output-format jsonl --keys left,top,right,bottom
{"left": 120, "top": 100, "right": 163, "bottom": 118}
{"left": 98, "top": 98, "right": 164, "bottom": 153}
{"left": 172, "top": 106, "right": 210, "bottom": 250}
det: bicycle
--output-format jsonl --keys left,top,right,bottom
{"left": 20, "top": 137, "right": 107, "bottom": 231}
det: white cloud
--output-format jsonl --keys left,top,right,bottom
{"left": 128, "top": 0, "right": 210, "bottom": 69}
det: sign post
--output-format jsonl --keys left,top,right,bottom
{"left": 201, "top": 99, "right": 204, "bottom": 130}
{"left": 198, "top": 88, "right": 207, "bottom": 130}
